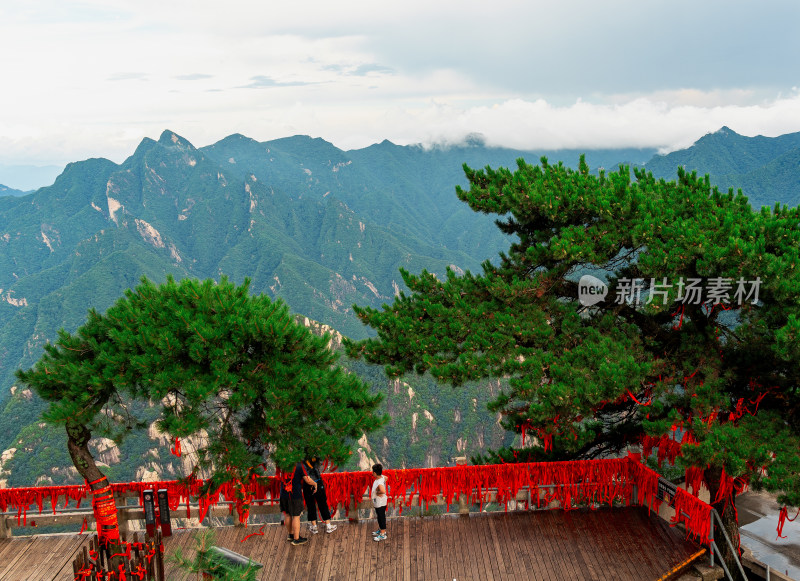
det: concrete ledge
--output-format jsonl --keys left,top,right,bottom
{"left": 741, "top": 546, "right": 797, "bottom": 581}
{"left": 691, "top": 562, "right": 724, "bottom": 581}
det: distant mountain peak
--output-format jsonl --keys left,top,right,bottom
{"left": 464, "top": 132, "right": 488, "bottom": 147}
{"left": 690, "top": 126, "right": 744, "bottom": 149}
{"left": 130, "top": 137, "right": 158, "bottom": 159}
{"left": 713, "top": 126, "right": 738, "bottom": 137}
{"left": 218, "top": 133, "right": 259, "bottom": 145}
{"left": 270, "top": 134, "right": 337, "bottom": 147}
{"left": 157, "top": 130, "right": 195, "bottom": 150}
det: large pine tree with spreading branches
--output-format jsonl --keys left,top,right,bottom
{"left": 346, "top": 156, "right": 800, "bottom": 565}
{"left": 17, "top": 276, "right": 385, "bottom": 541}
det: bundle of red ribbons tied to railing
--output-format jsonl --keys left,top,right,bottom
{"left": 0, "top": 455, "right": 720, "bottom": 546}
{"left": 0, "top": 483, "right": 86, "bottom": 526}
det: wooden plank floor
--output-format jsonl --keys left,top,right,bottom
{"left": 0, "top": 507, "right": 702, "bottom": 580}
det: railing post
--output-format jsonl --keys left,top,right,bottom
{"left": 118, "top": 512, "right": 130, "bottom": 537}
{"left": 349, "top": 494, "right": 360, "bottom": 523}
{"left": 115, "top": 493, "right": 130, "bottom": 537}
{"left": 458, "top": 493, "right": 470, "bottom": 515}
{"left": 0, "top": 515, "right": 11, "bottom": 539}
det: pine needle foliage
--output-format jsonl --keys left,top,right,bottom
{"left": 18, "top": 275, "right": 385, "bottom": 485}
{"left": 102, "top": 276, "right": 385, "bottom": 478}
{"left": 169, "top": 529, "right": 258, "bottom": 581}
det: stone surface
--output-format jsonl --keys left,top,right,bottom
{"left": 738, "top": 490, "right": 800, "bottom": 579}
{"left": 692, "top": 562, "right": 724, "bottom": 581}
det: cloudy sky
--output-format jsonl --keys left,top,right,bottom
{"left": 2, "top": 0, "right": 800, "bottom": 173}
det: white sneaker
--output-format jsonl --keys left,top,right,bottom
{"left": 371, "top": 529, "right": 381, "bottom": 536}
{"left": 373, "top": 533, "right": 387, "bottom": 542}
{"left": 325, "top": 523, "right": 338, "bottom": 533}
{"left": 308, "top": 524, "right": 319, "bottom": 534}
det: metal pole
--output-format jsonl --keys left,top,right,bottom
{"left": 709, "top": 516, "right": 715, "bottom": 568}
{"left": 711, "top": 540, "right": 735, "bottom": 581}
{"left": 711, "top": 509, "right": 748, "bottom": 581}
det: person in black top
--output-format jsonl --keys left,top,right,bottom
{"left": 302, "top": 456, "right": 338, "bottom": 534}
{"left": 280, "top": 461, "right": 316, "bottom": 545}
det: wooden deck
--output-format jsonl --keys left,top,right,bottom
{"left": 0, "top": 507, "right": 702, "bottom": 580}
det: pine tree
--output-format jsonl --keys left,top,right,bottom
{"left": 17, "top": 276, "right": 385, "bottom": 540}
{"left": 347, "top": 157, "right": 800, "bottom": 571}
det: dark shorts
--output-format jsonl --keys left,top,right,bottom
{"left": 280, "top": 493, "right": 304, "bottom": 517}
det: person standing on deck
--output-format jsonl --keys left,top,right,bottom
{"left": 303, "top": 456, "right": 338, "bottom": 534}
{"left": 281, "top": 461, "right": 316, "bottom": 546}
{"left": 371, "top": 463, "right": 388, "bottom": 542}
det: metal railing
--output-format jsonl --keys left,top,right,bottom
{"left": 709, "top": 507, "right": 748, "bottom": 581}
{"left": 652, "top": 474, "right": 746, "bottom": 581}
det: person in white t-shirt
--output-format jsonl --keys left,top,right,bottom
{"left": 370, "top": 463, "right": 388, "bottom": 542}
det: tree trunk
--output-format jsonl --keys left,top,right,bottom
{"left": 704, "top": 466, "right": 743, "bottom": 581}
{"left": 66, "top": 421, "right": 124, "bottom": 571}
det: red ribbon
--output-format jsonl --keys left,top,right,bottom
{"left": 777, "top": 506, "right": 799, "bottom": 539}
{"left": 241, "top": 523, "right": 266, "bottom": 542}
{"left": 641, "top": 434, "right": 683, "bottom": 467}
{"left": 627, "top": 389, "right": 653, "bottom": 406}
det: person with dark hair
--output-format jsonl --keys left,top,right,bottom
{"left": 302, "top": 456, "right": 338, "bottom": 534}
{"left": 280, "top": 461, "right": 316, "bottom": 546}
{"left": 370, "top": 463, "right": 388, "bottom": 542}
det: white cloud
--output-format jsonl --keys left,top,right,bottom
{"left": 1, "top": 0, "right": 800, "bottom": 166}
{"left": 283, "top": 91, "right": 800, "bottom": 153}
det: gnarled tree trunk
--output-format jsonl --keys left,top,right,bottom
{"left": 66, "top": 421, "right": 124, "bottom": 570}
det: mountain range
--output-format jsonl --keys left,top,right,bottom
{"left": 0, "top": 126, "right": 798, "bottom": 490}
{"left": 0, "top": 184, "right": 26, "bottom": 197}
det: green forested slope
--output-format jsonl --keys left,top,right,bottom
{"left": 644, "top": 126, "right": 800, "bottom": 207}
